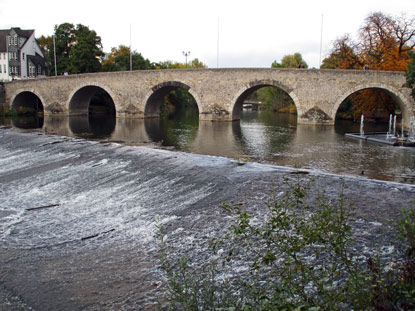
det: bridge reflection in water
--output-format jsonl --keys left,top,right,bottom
{"left": 2, "top": 110, "right": 415, "bottom": 184}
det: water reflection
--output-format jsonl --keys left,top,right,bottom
{"left": 145, "top": 110, "right": 199, "bottom": 148}
{"left": 2, "top": 111, "right": 415, "bottom": 184}
{"left": 69, "top": 115, "right": 116, "bottom": 139}
{"left": 11, "top": 116, "right": 44, "bottom": 129}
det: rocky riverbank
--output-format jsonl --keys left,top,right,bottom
{"left": 1, "top": 127, "right": 414, "bottom": 310}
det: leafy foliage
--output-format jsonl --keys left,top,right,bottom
{"left": 404, "top": 51, "right": 415, "bottom": 100}
{"left": 154, "top": 59, "right": 207, "bottom": 69}
{"left": 321, "top": 35, "right": 362, "bottom": 69}
{"left": 322, "top": 12, "right": 415, "bottom": 119}
{"left": 40, "top": 23, "right": 104, "bottom": 75}
{"left": 157, "top": 179, "right": 415, "bottom": 310}
{"left": 68, "top": 24, "right": 104, "bottom": 74}
{"left": 252, "top": 86, "right": 295, "bottom": 113}
{"left": 322, "top": 12, "right": 415, "bottom": 71}
{"left": 272, "top": 53, "right": 308, "bottom": 69}
{"left": 246, "top": 52, "right": 307, "bottom": 113}
{"left": 101, "top": 45, "right": 152, "bottom": 71}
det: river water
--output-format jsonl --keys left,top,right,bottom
{"left": 2, "top": 114, "right": 415, "bottom": 310}
{"left": 2, "top": 110, "right": 415, "bottom": 184}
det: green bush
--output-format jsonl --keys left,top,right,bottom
{"left": 157, "top": 178, "right": 415, "bottom": 310}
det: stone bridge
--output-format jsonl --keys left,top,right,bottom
{"left": 2, "top": 68, "right": 414, "bottom": 125}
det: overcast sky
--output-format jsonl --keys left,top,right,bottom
{"left": 1, "top": 0, "right": 414, "bottom": 68}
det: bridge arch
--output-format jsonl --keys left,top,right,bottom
{"left": 332, "top": 83, "right": 414, "bottom": 125}
{"left": 231, "top": 80, "right": 301, "bottom": 120}
{"left": 11, "top": 90, "right": 44, "bottom": 114}
{"left": 144, "top": 81, "right": 201, "bottom": 118}
{"left": 68, "top": 84, "right": 117, "bottom": 116}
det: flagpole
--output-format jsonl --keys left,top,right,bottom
{"left": 217, "top": 17, "right": 220, "bottom": 68}
{"left": 319, "top": 14, "right": 323, "bottom": 68}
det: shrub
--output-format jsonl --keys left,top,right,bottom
{"left": 157, "top": 178, "right": 415, "bottom": 310}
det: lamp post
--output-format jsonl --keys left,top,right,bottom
{"left": 182, "top": 51, "right": 190, "bottom": 68}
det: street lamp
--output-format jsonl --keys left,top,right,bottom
{"left": 182, "top": 51, "right": 190, "bottom": 68}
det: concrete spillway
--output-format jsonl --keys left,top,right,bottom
{"left": 1, "top": 127, "right": 415, "bottom": 310}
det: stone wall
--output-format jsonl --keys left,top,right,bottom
{"left": 0, "top": 82, "right": 5, "bottom": 112}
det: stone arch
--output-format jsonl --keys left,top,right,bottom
{"left": 10, "top": 90, "right": 44, "bottom": 114}
{"left": 143, "top": 81, "right": 201, "bottom": 118}
{"left": 68, "top": 84, "right": 117, "bottom": 116}
{"left": 231, "top": 80, "right": 302, "bottom": 120}
{"left": 331, "top": 82, "right": 414, "bottom": 126}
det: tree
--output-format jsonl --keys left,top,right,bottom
{"left": 189, "top": 58, "right": 207, "bottom": 68}
{"left": 322, "top": 12, "right": 415, "bottom": 120}
{"left": 67, "top": 24, "right": 103, "bottom": 74}
{"left": 40, "top": 23, "right": 104, "bottom": 75}
{"left": 321, "top": 35, "right": 362, "bottom": 69}
{"left": 359, "top": 12, "right": 414, "bottom": 71}
{"left": 404, "top": 51, "right": 415, "bottom": 100}
{"left": 53, "top": 23, "right": 76, "bottom": 75}
{"left": 37, "top": 35, "right": 53, "bottom": 74}
{"left": 154, "top": 59, "right": 207, "bottom": 69}
{"left": 102, "top": 45, "right": 152, "bottom": 71}
{"left": 322, "top": 12, "right": 415, "bottom": 71}
{"left": 272, "top": 52, "right": 308, "bottom": 69}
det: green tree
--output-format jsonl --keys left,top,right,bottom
{"left": 272, "top": 52, "right": 308, "bottom": 68}
{"left": 42, "top": 23, "right": 104, "bottom": 75}
{"left": 68, "top": 24, "right": 103, "bottom": 74}
{"left": 53, "top": 23, "right": 76, "bottom": 75}
{"left": 102, "top": 45, "right": 152, "bottom": 71}
{"left": 154, "top": 58, "right": 207, "bottom": 69}
{"left": 190, "top": 58, "right": 207, "bottom": 68}
{"left": 37, "top": 35, "right": 53, "bottom": 74}
{"left": 404, "top": 51, "right": 415, "bottom": 100}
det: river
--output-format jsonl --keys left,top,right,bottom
{"left": 1, "top": 117, "right": 415, "bottom": 310}
{"left": 2, "top": 110, "right": 415, "bottom": 184}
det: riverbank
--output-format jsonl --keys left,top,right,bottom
{"left": 1, "top": 127, "right": 414, "bottom": 310}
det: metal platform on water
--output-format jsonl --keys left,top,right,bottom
{"left": 345, "top": 132, "right": 415, "bottom": 147}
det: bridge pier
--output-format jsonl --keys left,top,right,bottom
{"left": 298, "top": 106, "right": 334, "bottom": 125}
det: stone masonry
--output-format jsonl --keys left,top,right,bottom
{"left": 2, "top": 68, "right": 414, "bottom": 125}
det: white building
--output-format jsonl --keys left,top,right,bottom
{"left": 0, "top": 27, "right": 47, "bottom": 81}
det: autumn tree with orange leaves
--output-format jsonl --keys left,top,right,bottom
{"left": 322, "top": 12, "right": 415, "bottom": 120}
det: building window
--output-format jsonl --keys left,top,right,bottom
{"left": 14, "top": 36, "right": 18, "bottom": 45}
{"left": 3, "top": 65, "right": 5, "bottom": 73}
{"left": 22, "top": 53, "right": 25, "bottom": 60}
{"left": 37, "top": 67, "right": 41, "bottom": 75}
{"left": 0, "top": 66, "right": 2, "bottom": 73}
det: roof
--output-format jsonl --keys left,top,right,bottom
{"left": 0, "top": 29, "right": 8, "bottom": 52}
{"left": 0, "top": 28, "right": 35, "bottom": 52}
{"left": 11, "top": 28, "right": 34, "bottom": 38}
{"left": 27, "top": 53, "right": 46, "bottom": 68}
